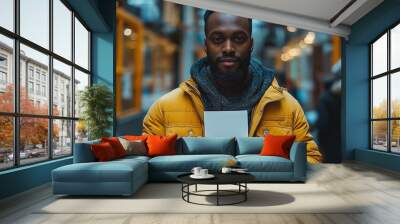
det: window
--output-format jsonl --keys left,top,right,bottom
{"left": 36, "top": 83, "right": 40, "bottom": 95}
{"left": 0, "top": 0, "right": 14, "bottom": 32}
{"left": 28, "top": 67, "right": 34, "bottom": 80}
{"left": 20, "top": 0, "right": 49, "bottom": 49}
{"left": 0, "top": 0, "right": 91, "bottom": 170}
{"left": 35, "top": 70, "right": 40, "bottom": 81}
{"left": 53, "top": 0, "right": 72, "bottom": 60}
{"left": 0, "top": 71, "right": 6, "bottom": 85}
{"left": 28, "top": 81, "right": 34, "bottom": 94}
{"left": 0, "top": 35, "right": 13, "bottom": 113}
{"left": 0, "top": 54, "right": 7, "bottom": 86}
{"left": 370, "top": 23, "right": 400, "bottom": 154}
{"left": 0, "top": 55, "right": 7, "bottom": 67}
{"left": 53, "top": 59, "right": 72, "bottom": 117}
{"left": 42, "top": 85, "right": 46, "bottom": 97}
{"left": 74, "top": 69, "right": 89, "bottom": 118}
{"left": 75, "top": 17, "right": 89, "bottom": 70}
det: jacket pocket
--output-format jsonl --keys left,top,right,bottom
{"left": 165, "top": 123, "right": 203, "bottom": 137}
{"left": 257, "top": 116, "right": 293, "bottom": 136}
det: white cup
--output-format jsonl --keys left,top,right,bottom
{"left": 191, "top": 167, "right": 202, "bottom": 176}
{"left": 200, "top": 169, "right": 208, "bottom": 176}
{"left": 221, "top": 167, "right": 232, "bottom": 174}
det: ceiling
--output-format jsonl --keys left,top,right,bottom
{"left": 166, "top": 0, "right": 384, "bottom": 38}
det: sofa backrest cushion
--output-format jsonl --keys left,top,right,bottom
{"left": 73, "top": 139, "right": 100, "bottom": 163}
{"left": 178, "top": 137, "right": 235, "bottom": 155}
{"left": 236, "top": 137, "right": 264, "bottom": 155}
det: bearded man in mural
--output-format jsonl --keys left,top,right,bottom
{"left": 143, "top": 10, "right": 322, "bottom": 163}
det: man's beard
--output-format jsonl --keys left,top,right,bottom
{"left": 208, "top": 56, "right": 251, "bottom": 84}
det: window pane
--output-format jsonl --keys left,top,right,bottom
{"left": 53, "top": 59, "right": 72, "bottom": 117}
{"left": 0, "top": 0, "right": 14, "bottom": 31}
{"left": 20, "top": 117, "right": 49, "bottom": 165}
{"left": 75, "top": 120, "right": 88, "bottom": 143}
{"left": 74, "top": 17, "right": 89, "bottom": 70}
{"left": 0, "top": 35, "right": 14, "bottom": 112}
{"left": 372, "top": 121, "right": 388, "bottom": 151}
{"left": 20, "top": 44, "right": 49, "bottom": 115}
{"left": 20, "top": 0, "right": 49, "bottom": 49}
{"left": 0, "top": 116, "right": 13, "bottom": 170}
{"left": 391, "top": 24, "right": 400, "bottom": 70}
{"left": 391, "top": 120, "right": 400, "bottom": 153}
{"left": 53, "top": 119, "right": 72, "bottom": 158}
{"left": 372, "top": 33, "right": 387, "bottom": 76}
{"left": 74, "top": 69, "right": 89, "bottom": 118}
{"left": 391, "top": 72, "right": 400, "bottom": 118}
{"left": 53, "top": 0, "right": 72, "bottom": 60}
{"left": 372, "top": 77, "right": 387, "bottom": 119}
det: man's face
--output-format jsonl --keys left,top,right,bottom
{"left": 205, "top": 12, "right": 253, "bottom": 82}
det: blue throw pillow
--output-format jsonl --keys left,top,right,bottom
{"left": 178, "top": 137, "right": 235, "bottom": 155}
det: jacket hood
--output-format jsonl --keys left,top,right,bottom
{"left": 180, "top": 57, "right": 284, "bottom": 103}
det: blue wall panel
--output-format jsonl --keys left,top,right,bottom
{"left": 0, "top": 158, "right": 72, "bottom": 199}
{"left": 91, "top": 0, "right": 116, "bottom": 135}
{"left": 345, "top": 0, "right": 400, "bottom": 171}
{"left": 343, "top": 44, "right": 369, "bottom": 159}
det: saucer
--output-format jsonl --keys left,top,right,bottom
{"left": 190, "top": 174, "right": 215, "bottom": 179}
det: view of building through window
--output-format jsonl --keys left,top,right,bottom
{"left": 371, "top": 23, "right": 400, "bottom": 153}
{"left": 0, "top": 0, "right": 91, "bottom": 170}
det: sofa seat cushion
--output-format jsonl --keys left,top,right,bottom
{"left": 236, "top": 155, "right": 293, "bottom": 172}
{"left": 53, "top": 159, "right": 147, "bottom": 183}
{"left": 149, "top": 154, "right": 235, "bottom": 172}
{"left": 116, "top": 155, "right": 150, "bottom": 163}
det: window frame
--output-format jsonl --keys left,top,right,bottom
{"left": 369, "top": 20, "right": 400, "bottom": 154}
{"left": 0, "top": 0, "right": 92, "bottom": 171}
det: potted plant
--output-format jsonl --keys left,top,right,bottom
{"left": 79, "top": 84, "right": 113, "bottom": 140}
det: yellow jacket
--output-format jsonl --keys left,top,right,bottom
{"left": 143, "top": 78, "right": 322, "bottom": 163}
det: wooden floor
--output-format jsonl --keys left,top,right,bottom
{"left": 1, "top": 162, "right": 400, "bottom": 224}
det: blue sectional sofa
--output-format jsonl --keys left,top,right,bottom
{"left": 52, "top": 137, "right": 307, "bottom": 196}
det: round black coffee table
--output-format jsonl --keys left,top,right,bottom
{"left": 177, "top": 173, "right": 255, "bottom": 206}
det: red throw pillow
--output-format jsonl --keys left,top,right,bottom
{"left": 146, "top": 134, "right": 177, "bottom": 157}
{"left": 91, "top": 142, "right": 117, "bottom": 161}
{"left": 260, "top": 134, "right": 296, "bottom": 159}
{"left": 101, "top": 137, "right": 127, "bottom": 158}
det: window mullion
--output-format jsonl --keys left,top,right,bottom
{"left": 387, "top": 30, "right": 391, "bottom": 152}
{"left": 370, "top": 45, "right": 373, "bottom": 149}
{"left": 48, "top": 0, "right": 53, "bottom": 160}
{"left": 13, "top": 0, "right": 20, "bottom": 167}
{"left": 72, "top": 11, "right": 76, "bottom": 155}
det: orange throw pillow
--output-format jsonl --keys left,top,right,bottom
{"left": 101, "top": 137, "right": 127, "bottom": 158}
{"left": 146, "top": 134, "right": 177, "bottom": 157}
{"left": 260, "top": 134, "right": 296, "bottom": 159}
{"left": 91, "top": 142, "right": 117, "bottom": 161}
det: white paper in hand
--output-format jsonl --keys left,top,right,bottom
{"left": 204, "top": 110, "right": 248, "bottom": 137}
